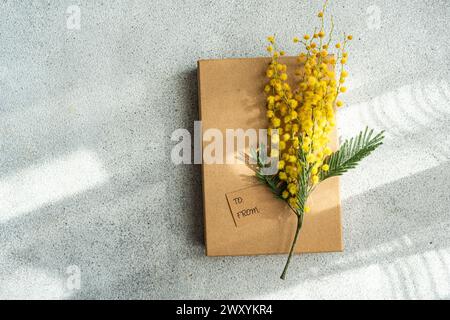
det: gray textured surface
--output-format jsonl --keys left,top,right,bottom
{"left": 0, "top": 0, "right": 449, "bottom": 299}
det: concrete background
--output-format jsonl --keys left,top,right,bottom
{"left": 0, "top": 0, "right": 449, "bottom": 299}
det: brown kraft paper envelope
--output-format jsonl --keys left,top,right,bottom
{"left": 198, "top": 56, "right": 343, "bottom": 256}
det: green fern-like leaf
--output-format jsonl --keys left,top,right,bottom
{"left": 251, "top": 145, "right": 285, "bottom": 198}
{"left": 295, "top": 148, "right": 308, "bottom": 210}
{"left": 320, "top": 127, "right": 384, "bottom": 181}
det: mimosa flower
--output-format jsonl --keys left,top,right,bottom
{"left": 254, "top": 0, "right": 384, "bottom": 280}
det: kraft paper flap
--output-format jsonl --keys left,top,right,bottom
{"left": 198, "top": 57, "right": 343, "bottom": 256}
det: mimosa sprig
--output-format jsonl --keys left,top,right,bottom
{"left": 256, "top": 0, "right": 384, "bottom": 280}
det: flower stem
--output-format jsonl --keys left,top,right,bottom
{"left": 280, "top": 212, "right": 304, "bottom": 280}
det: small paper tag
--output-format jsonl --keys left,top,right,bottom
{"left": 225, "top": 184, "right": 286, "bottom": 227}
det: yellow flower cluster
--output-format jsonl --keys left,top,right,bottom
{"left": 264, "top": 5, "right": 352, "bottom": 210}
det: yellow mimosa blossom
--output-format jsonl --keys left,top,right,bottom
{"left": 288, "top": 155, "right": 297, "bottom": 163}
{"left": 279, "top": 171, "right": 287, "bottom": 181}
{"left": 271, "top": 117, "right": 281, "bottom": 127}
{"left": 263, "top": 18, "right": 351, "bottom": 212}
{"left": 287, "top": 183, "right": 297, "bottom": 195}
{"left": 312, "top": 175, "right": 319, "bottom": 184}
{"left": 306, "top": 154, "right": 316, "bottom": 163}
{"left": 258, "top": 0, "right": 384, "bottom": 282}
{"left": 288, "top": 197, "right": 297, "bottom": 207}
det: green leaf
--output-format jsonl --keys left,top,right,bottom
{"left": 295, "top": 148, "right": 309, "bottom": 210}
{"left": 320, "top": 127, "right": 384, "bottom": 181}
{"left": 252, "top": 145, "right": 285, "bottom": 197}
